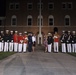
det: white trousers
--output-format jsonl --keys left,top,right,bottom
{"left": 9, "top": 42, "right": 13, "bottom": 52}
{"left": 61, "top": 43, "right": 66, "bottom": 53}
{"left": 67, "top": 44, "right": 71, "bottom": 53}
{"left": 1, "top": 42, "right": 4, "bottom": 51}
{"left": 23, "top": 43, "right": 27, "bottom": 52}
{"left": 14, "top": 43, "right": 18, "bottom": 52}
{"left": 4, "top": 42, "right": 8, "bottom": 52}
{"left": 54, "top": 42, "right": 59, "bottom": 52}
{"left": 72, "top": 44, "right": 76, "bottom": 53}
{"left": 0, "top": 42, "right": 2, "bottom": 52}
{"left": 18, "top": 44, "right": 23, "bottom": 52}
{"left": 48, "top": 44, "right": 52, "bottom": 52}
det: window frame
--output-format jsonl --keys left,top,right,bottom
{"left": 48, "top": 3, "right": 54, "bottom": 10}
{"left": 11, "top": 15, "right": 17, "bottom": 26}
{"left": 37, "top": 3, "right": 43, "bottom": 10}
{"left": 67, "top": 2, "right": 73, "bottom": 10}
{"left": 27, "top": 15, "right": 33, "bottom": 26}
{"left": 27, "top": 3, "right": 33, "bottom": 10}
{"left": 9, "top": 3, "right": 14, "bottom": 10}
{"left": 62, "top": 2, "right": 67, "bottom": 9}
{"left": 64, "top": 15, "right": 70, "bottom": 26}
{"left": 48, "top": 15, "right": 54, "bottom": 26}
{"left": 15, "top": 3, "right": 20, "bottom": 10}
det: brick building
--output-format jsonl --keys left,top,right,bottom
{"left": 0, "top": 0, "right": 76, "bottom": 34}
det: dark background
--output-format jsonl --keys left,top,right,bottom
{"left": 0, "top": 0, "right": 6, "bottom": 16}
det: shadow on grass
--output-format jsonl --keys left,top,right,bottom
{"left": 68, "top": 53, "right": 76, "bottom": 57}
{"left": 0, "top": 52, "right": 15, "bottom": 60}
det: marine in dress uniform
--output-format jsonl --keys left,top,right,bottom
{"left": 66, "top": 31, "right": 72, "bottom": 53}
{"left": 4, "top": 30, "right": 10, "bottom": 52}
{"left": 0, "top": 35, "right": 2, "bottom": 52}
{"left": 47, "top": 33, "right": 53, "bottom": 53}
{"left": 28, "top": 33, "right": 33, "bottom": 52}
{"left": 18, "top": 33, "right": 23, "bottom": 52}
{"left": 72, "top": 31, "right": 76, "bottom": 53}
{"left": 13, "top": 31, "right": 18, "bottom": 52}
{"left": 23, "top": 31, "right": 28, "bottom": 52}
{"left": 0, "top": 31, "right": 4, "bottom": 52}
{"left": 9, "top": 31, "right": 14, "bottom": 52}
{"left": 53, "top": 32, "right": 60, "bottom": 53}
{"left": 60, "top": 31, "right": 67, "bottom": 53}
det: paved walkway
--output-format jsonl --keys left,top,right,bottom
{"left": 0, "top": 51, "right": 76, "bottom": 75}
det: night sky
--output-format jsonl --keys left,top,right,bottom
{"left": 0, "top": 0, "right": 6, "bottom": 16}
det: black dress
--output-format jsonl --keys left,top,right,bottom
{"left": 28, "top": 35, "right": 33, "bottom": 52}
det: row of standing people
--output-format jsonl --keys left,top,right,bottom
{"left": 43, "top": 31, "right": 76, "bottom": 53}
{"left": 0, "top": 30, "right": 36, "bottom": 52}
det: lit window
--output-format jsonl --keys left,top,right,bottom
{"left": 48, "top": 3, "right": 54, "bottom": 10}
{"left": 9, "top": 3, "right": 14, "bottom": 10}
{"left": 15, "top": 3, "right": 20, "bottom": 10}
{"left": 27, "top": 3, "right": 33, "bottom": 10}
{"left": 11, "top": 15, "right": 17, "bottom": 26}
{"left": 27, "top": 15, "right": 32, "bottom": 26}
{"left": 65, "top": 15, "right": 70, "bottom": 26}
{"left": 48, "top": 15, "right": 54, "bottom": 26}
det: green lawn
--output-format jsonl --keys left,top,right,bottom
{"left": 68, "top": 53, "right": 76, "bottom": 57}
{"left": 0, "top": 52, "right": 15, "bottom": 60}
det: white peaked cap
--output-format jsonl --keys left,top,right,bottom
{"left": 1, "top": 31, "right": 3, "bottom": 33}
{"left": 19, "top": 33, "right": 22, "bottom": 34}
{"left": 48, "top": 33, "right": 51, "bottom": 35}
{"left": 6, "top": 30, "right": 9, "bottom": 31}
{"left": 15, "top": 31, "right": 18, "bottom": 33}
{"left": 24, "top": 31, "right": 27, "bottom": 33}
{"left": 73, "top": 31, "right": 75, "bottom": 33}
{"left": 10, "top": 31, "right": 13, "bottom": 32}
{"left": 68, "top": 31, "right": 70, "bottom": 32}
{"left": 62, "top": 30, "right": 65, "bottom": 32}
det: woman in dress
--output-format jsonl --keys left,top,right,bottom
{"left": 43, "top": 34, "right": 48, "bottom": 52}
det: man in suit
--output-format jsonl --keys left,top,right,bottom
{"left": 28, "top": 32, "right": 33, "bottom": 52}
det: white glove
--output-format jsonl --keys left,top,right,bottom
{"left": 11, "top": 40, "right": 13, "bottom": 42}
{"left": 2, "top": 40, "right": 4, "bottom": 42}
{"left": 7, "top": 40, "right": 9, "bottom": 42}
{"left": 20, "top": 40, "right": 23, "bottom": 43}
{"left": 72, "top": 41, "right": 74, "bottom": 43}
{"left": 61, "top": 40, "right": 63, "bottom": 42}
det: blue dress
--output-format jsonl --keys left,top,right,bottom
{"left": 28, "top": 35, "right": 33, "bottom": 52}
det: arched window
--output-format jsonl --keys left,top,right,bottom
{"left": 48, "top": 15, "right": 54, "bottom": 26}
{"left": 11, "top": 15, "right": 17, "bottom": 26}
{"left": 37, "top": 15, "right": 43, "bottom": 26}
{"left": 27, "top": 15, "right": 32, "bottom": 26}
{"left": 65, "top": 15, "right": 70, "bottom": 26}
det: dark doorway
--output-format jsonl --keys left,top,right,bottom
{"left": 53, "top": 27, "right": 58, "bottom": 33}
